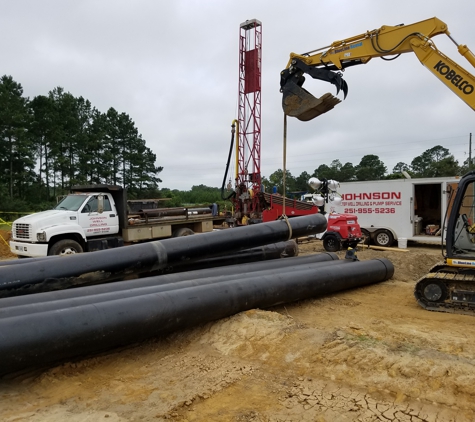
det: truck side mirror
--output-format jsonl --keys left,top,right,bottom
{"left": 97, "top": 195, "right": 104, "bottom": 214}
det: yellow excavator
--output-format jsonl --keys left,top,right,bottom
{"left": 280, "top": 17, "right": 475, "bottom": 120}
{"left": 280, "top": 17, "right": 475, "bottom": 315}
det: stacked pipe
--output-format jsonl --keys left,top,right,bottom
{"left": 263, "top": 192, "right": 315, "bottom": 210}
{"left": 0, "top": 240, "right": 299, "bottom": 274}
{"left": 0, "top": 253, "right": 394, "bottom": 376}
{"left": 0, "top": 214, "right": 327, "bottom": 297}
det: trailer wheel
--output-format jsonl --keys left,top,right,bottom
{"left": 48, "top": 239, "right": 83, "bottom": 256}
{"left": 172, "top": 228, "right": 195, "bottom": 237}
{"left": 323, "top": 234, "right": 341, "bottom": 252}
{"left": 374, "top": 230, "right": 394, "bottom": 247}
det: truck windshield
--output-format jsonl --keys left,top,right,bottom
{"left": 54, "top": 195, "right": 88, "bottom": 211}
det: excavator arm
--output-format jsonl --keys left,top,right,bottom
{"left": 281, "top": 17, "right": 475, "bottom": 120}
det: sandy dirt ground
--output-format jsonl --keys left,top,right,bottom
{"left": 1, "top": 234, "right": 475, "bottom": 422}
{"left": 0, "top": 229, "right": 14, "bottom": 260}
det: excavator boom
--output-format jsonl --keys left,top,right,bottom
{"left": 281, "top": 17, "right": 475, "bottom": 120}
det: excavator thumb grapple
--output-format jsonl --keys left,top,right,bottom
{"left": 280, "top": 58, "right": 348, "bottom": 121}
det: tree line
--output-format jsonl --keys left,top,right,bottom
{"left": 263, "top": 145, "right": 466, "bottom": 195}
{"left": 0, "top": 75, "right": 162, "bottom": 213}
{"left": 160, "top": 145, "right": 464, "bottom": 210}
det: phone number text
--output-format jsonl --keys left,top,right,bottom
{"left": 344, "top": 208, "right": 396, "bottom": 214}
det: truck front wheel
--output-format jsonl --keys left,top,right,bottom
{"left": 48, "top": 239, "right": 84, "bottom": 256}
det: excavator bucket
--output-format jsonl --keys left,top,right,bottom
{"left": 280, "top": 61, "right": 348, "bottom": 121}
{"left": 282, "top": 79, "right": 341, "bottom": 121}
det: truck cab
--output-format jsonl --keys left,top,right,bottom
{"left": 10, "top": 190, "right": 121, "bottom": 257}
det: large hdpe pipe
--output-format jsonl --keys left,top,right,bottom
{"left": 0, "top": 239, "right": 297, "bottom": 269}
{"left": 0, "top": 252, "right": 339, "bottom": 311}
{"left": 159, "top": 239, "right": 299, "bottom": 274}
{"left": 0, "top": 258, "right": 393, "bottom": 376}
{"left": 0, "top": 254, "right": 341, "bottom": 318}
{"left": 0, "top": 214, "right": 327, "bottom": 297}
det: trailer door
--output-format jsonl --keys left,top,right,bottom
{"left": 413, "top": 183, "right": 442, "bottom": 236}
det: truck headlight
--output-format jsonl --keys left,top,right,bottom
{"left": 37, "top": 231, "right": 47, "bottom": 242}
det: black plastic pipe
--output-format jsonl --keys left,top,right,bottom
{"left": 0, "top": 252, "right": 339, "bottom": 311}
{"left": 0, "top": 240, "right": 297, "bottom": 269}
{"left": 0, "top": 214, "right": 327, "bottom": 297}
{"left": 0, "top": 258, "right": 393, "bottom": 376}
{"left": 159, "top": 239, "right": 299, "bottom": 274}
{"left": 0, "top": 256, "right": 343, "bottom": 318}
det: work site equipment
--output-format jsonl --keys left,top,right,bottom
{"left": 221, "top": 20, "right": 320, "bottom": 225}
{"left": 10, "top": 185, "right": 216, "bottom": 258}
{"left": 280, "top": 17, "right": 475, "bottom": 316}
{"left": 0, "top": 257, "right": 394, "bottom": 376}
{"left": 414, "top": 170, "right": 475, "bottom": 315}
{"left": 305, "top": 177, "right": 363, "bottom": 251}
{"left": 331, "top": 177, "right": 460, "bottom": 247}
{"left": 0, "top": 213, "right": 327, "bottom": 298}
{"left": 280, "top": 17, "right": 475, "bottom": 120}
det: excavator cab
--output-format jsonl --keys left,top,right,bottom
{"left": 414, "top": 171, "right": 475, "bottom": 315}
{"left": 280, "top": 58, "right": 349, "bottom": 121}
{"left": 446, "top": 172, "right": 475, "bottom": 258}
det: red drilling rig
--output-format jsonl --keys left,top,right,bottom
{"left": 221, "top": 19, "right": 318, "bottom": 225}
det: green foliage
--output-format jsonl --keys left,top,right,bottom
{"left": 0, "top": 76, "right": 35, "bottom": 200}
{"left": 355, "top": 155, "right": 387, "bottom": 181}
{"left": 268, "top": 169, "right": 295, "bottom": 195}
{"left": 1, "top": 75, "right": 163, "bottom": 209}
{"left": 339, "top": 162, "right": 356, "bottom": 182}
{"left": 260, "top": 176, "right": 271, "bottom": 192}
{"left": 392, "top": 161, "right": 410, "bottom": 174}
{"left": 160, "top": 185, "right": 233, "bottom": 211}
{"left": 313, "top": 160, "right": 355, "bottom": 182}
{"left": 410, "top": 145, "right": 459, "bottom": 177}
{"left": 293, "top": 171, "right": 312, "bottom": 192}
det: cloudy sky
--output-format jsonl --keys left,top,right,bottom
{"left": 2, "top": 0, "right": 474, "bottom": 190}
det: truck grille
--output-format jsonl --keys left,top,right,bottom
{"left": 13, "top": 223, "right": 31, "bottom": 240}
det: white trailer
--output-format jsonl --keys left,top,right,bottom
{"left": 328, "top": 176, "right": 460, "bottom": 246}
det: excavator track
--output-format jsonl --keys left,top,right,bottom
{"left": 414, "top": 262, "right": 475, "bottom": 316}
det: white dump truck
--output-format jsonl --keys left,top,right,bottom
{"left": 328, "top": 176, "right": 460, "bottom": 247}
{"left": 10, "top": 185, "right": 215, "bottom": 257}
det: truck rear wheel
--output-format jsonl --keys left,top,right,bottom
{"left": 374, "top": 230, "right": 394, "bottom": 247}
{"left": 48, "top": 239, "right": 83, "bottom": 256}
{"left": 172, "top": 228, "right": 195, "bottom": 237}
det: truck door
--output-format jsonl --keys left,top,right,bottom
{"left": 78, "top": 194, "right": 120, "bottom": 237}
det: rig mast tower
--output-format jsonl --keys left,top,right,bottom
{"left": 235, "top": 19, "right": 262, "bottom": 219}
